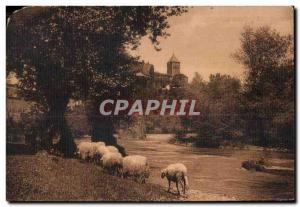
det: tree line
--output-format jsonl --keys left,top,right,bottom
{"left": 178, "top": 26, "right": 294, "bottom": 150}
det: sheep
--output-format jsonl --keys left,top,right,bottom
{"left": 93, "top": 145, "right": 110, "bottom": 164}
{"left": 76, "top": 141, "right": 105, "bottom": 162}
{"left": 100, "top": 152, "right": 123, "bottom": 175}
{"left": 93, "top": 141, "right": 106, "bottom": 148}
{"left": 106, "top": 145, "right": 119, "bottom": 153}
{"left": 121, "top": 155, "right": 150, "bottom": 183}
{"left": 93, "top": 145, "right": 118, "bottom": 162}
{"left": 76, "top": 141, "right": 94, "bottom": 161}
{"left": 161, "top": 163, "right": 189, "bottom": 195}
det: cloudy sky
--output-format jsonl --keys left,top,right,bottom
{"left": 132, "top": 6, "right": 294, "bottom": 81}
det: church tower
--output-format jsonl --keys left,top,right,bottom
{"left": 167, "top": 54, "right": 180, "bottom": 76}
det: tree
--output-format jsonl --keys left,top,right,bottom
{"left": 234, "top": 26, "right": 294, "bottom": 148}
{"left": 189, "top": 73, "right": 243, "bottom": 147}
{"left": 7, "top": 7, "right": 187, "bottom": 156}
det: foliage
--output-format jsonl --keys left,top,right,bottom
{"left": 234, "top": 26, "right": 294, "bottom": 149}
{"left": 7, "top": 105, "right": 44, "bottom": 152}
{"left": 241, "top": 160, "right": 265, "bottom": 172}
{"left": 186, "top": 26, "right": 294, "bottom": 149}
{"left": 188, "top": 73, "right": 243, "bottom": 148}
{"left": 7, "top": 7, "right": 187, "bottom": 155}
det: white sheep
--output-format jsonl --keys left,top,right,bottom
{"left": 100, "top": 152, "right": 123, "bottom": 175}
{"left": 93, "top": 141, "right": 106, "bottom": 148}
{"left": 106, "top": 145, "right": 119, "bottom": 153}
{"left": 76, "top": 141, "right": 106, "bottom": 162}
{"left": 161, "top": 163, "right": 189, "bottom": 195}
{"left": 76, "top": 141, "right": 94, "bottom": 161}
{"left": 121, "top": 155, "right": 150, "bottom": 183}
{"left": 93, "top": 145, "right": 110, "bottom": 164}
{"left": 93, "top": 145, "right": 118, "bottom": 163}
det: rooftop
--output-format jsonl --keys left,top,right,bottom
{"left": 168, "top": 54, "right": 180, "bottom": 63}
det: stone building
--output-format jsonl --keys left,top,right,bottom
{"left": 133, "top": 54, "right": 188, "bottom": 90}
{"left": 167, "top": 54, "right": 181, "bottom": 76}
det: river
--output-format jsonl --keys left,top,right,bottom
{"left": 118, "top": 134, "right": 294, "bottom": 201}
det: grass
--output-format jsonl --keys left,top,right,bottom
{"left": 6, "top": 151, "right": 175, "bottom": 202}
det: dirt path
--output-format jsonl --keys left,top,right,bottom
{"left": 118, "top": 134, "right": 294, "bottom": 201}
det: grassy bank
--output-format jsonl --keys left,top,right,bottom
{"left": 7, "top": 152, "right": 175, "bottom": 202}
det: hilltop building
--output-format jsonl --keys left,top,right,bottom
{"left": 133, "top": 54, "right": 188, "bottom": 90}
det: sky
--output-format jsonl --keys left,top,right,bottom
{"left": 131, "top": 6, "right": 294, "bottom": 81}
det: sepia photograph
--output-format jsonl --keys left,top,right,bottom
{"left": 6, "top": 6, "right": 295, "bottom": 202}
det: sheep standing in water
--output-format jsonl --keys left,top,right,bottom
{"left": 161, "top": 163, "right": 189, "bottom": 195}
{"left": 122, "top": 155, "right": 150, "bottom": 183}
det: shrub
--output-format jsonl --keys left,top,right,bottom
{"left": 241, "top": 160, "right": 266, "bottom": 172}
{"left": 195, "top": 136, "right": 222, "bottom": 148}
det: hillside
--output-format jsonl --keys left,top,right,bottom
{"left": 7, "top": 152, "right": 175, "bottom": 202}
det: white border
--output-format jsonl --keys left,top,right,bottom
{"left": 0, "top": 1, "right": 298, "bottom": 206}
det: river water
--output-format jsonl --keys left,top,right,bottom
{"left": 118, "top": 134, "right": 294, "bottom": 201}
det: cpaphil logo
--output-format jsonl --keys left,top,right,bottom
{"left": 99, "top": 99, "right": 200, "bottom": 116}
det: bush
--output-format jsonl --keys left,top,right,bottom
{"left": 195, "top": 136, "right": 222, "bottom": 148}
{"left": 192, "top": 119, "right": 222, "bottom": 148}
{"left": 219, "top": 139, "right": 245, "bottom": 149}
{"left": 7, "top": 109, "right": 44, "bottom": 153}
{"left": 241, "top": 160, "right": 266, "bottom": 172}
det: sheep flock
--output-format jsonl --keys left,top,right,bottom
{"left": 76, "top": 140, "right": 189, "bottom": 195}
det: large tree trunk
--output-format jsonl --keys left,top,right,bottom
{"left": 56, "top": 115, "right": 76, "bottom": 157}
{"left": 54, "top": 101, "right": 76, "bottom": 157}
{"left": 88, "top": 100, "right": 127, "bottom": 156}
{"left": 40, "top": 112, "right": 56, "bottom": 150}
{"left": 91, "top": 116, "right": 116, "bottom": 145}
{"left": 41, "top": 95, "right": 76, "bottom": 157}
